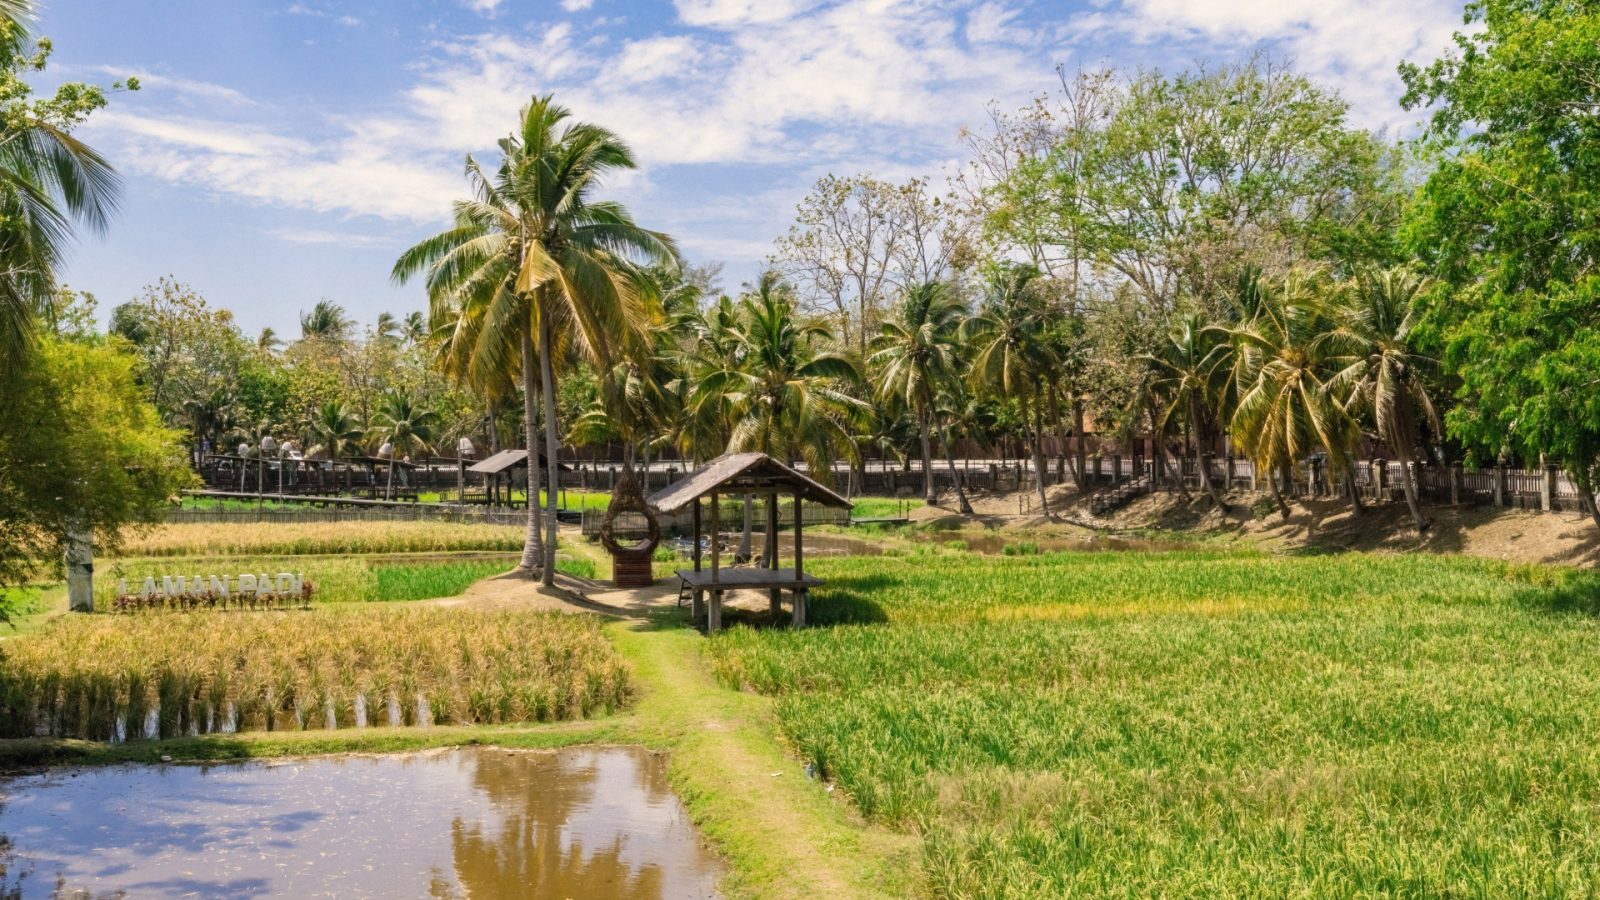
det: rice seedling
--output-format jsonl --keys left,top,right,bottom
{"left": 707, "top": 550, "right": 1600, "bottom": 896}
{"left": 0, "top": 607, "right": 632, "bottom": 740}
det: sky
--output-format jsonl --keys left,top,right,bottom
{"left": 43, "top": 0, "right": 1469, "bottom": 338}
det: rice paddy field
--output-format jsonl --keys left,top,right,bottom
{"left": 96, "top": 555, "right": 527, "bottom": 606}
{"left": 707, "top": 549, "right": 1600, "bottom": 897}
{"left": 0, "top": 608, "right": 632, "bottom": 740}
{"left": 123, "top": 520, "right": 525, "bottom": 557}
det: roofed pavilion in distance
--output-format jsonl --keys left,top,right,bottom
{"left": 647, "top": 451, "right": 851, "bottom": 633}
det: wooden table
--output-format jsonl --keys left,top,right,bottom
{"left": 675, "top": 568, "right": 823, "bottom": 631}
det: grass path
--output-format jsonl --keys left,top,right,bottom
{"left": 610, "top": 616, "right": 917, "bottom": 899}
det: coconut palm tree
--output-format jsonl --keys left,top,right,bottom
{"left": 374, "top": 311, "right": 400, "bottom": 344}
{"left": 963, "top": 264, "right": 1058, "bottom": 515}
{"left": 869, "top": 281, "right": 967, "bottom": 506}
{"left": 689, "top": 272, "right": 866, "bottom": 474}
{"left": 256, "top": 327, "right": 282, "bottom": 355}
{"left": 1222, "top": 270, "right": 1363, "bottom": 518}
{"left": 373, "top": 392, "right": 439, "bottom": 500}
{"left": 0, "top": 1, "right": 122, "bottom": 371}
{"left": 1146, "top": 312, "right": 1231, "bottom": 510}
{"left": 307, "top": 401, "right": 364, "bottom": 494}
{"left": 401, "top": 310, "right": 428, "bottom": 345}
{"left": 300, "top": 299, "right": 352, "bottom": 342}
{"left": 393, "top": 94, "right": 676, "bottom": 585}
{"left": 1328, "top": 266, "right": 1442, "bottom": 532}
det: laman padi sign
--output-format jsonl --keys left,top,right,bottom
{"left": 113, "top": 572, "right": 314, "bottom": 612}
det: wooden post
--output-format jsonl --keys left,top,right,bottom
{"left": 708, "top": 491, "right": 721, "bottom": 633}
{"left": 766, "top": 492, "right": 781, "bottom": 618}
{"left": 793, "top": 497, "right": 806, "bottom": 627}
{"left": 692, "top": 498, "right": 704, "bottom": 623}
{"left": 1543, "top": 464, "right": 1556, "bottom": 512}
{"left": 1450, "top": 464, "right": 1461, "bottom": 506}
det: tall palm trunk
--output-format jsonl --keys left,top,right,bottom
{"left": 1344, "top": 462, "right": 1365, "bottom": 516}
{"left": 537, "top": 301, "right": 561, "bottom": 587}
{"left": 1395, "top": 452, "right": 1426, "bottom": 530}
{"left": 1190, "top": 399, "right": 1228, "bottom": 511}
{"left": 941, "top": 421, "right": 974, "bottom": 515}
{"left": 1031, "top": 386, "right": 1050, "bottom": 517}
{"left": 740, "top": 494, "right": 754, "bottom": 561}
{"left": 517, "top": 327, "right": 546, "bottom": 574}
{"left": 1148, "top": 401, "right": 1189, "bottom": 501}
{"left": 918, "top": 407, "right": 936, "bottom": 506}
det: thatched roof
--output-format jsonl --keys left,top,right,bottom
{"left": 647, "top": 452, "right": 851, "bottom": 512}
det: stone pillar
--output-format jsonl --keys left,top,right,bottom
{"left": 1542, "top": 465, "right": 1557, "bottom": 512}
{"left": 1225, "top": 456, "right": 1236, "bottom": 490}
{"left": 66, "top": 525, "right": 93, "bottom": 613}
{"left": 1374, "top": 459, "right": 1387, "bottom": 500}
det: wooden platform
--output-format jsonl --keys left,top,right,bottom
{"left": 675, "top": 568, "right": 823, "bottom": 590}
{"left": 675, "top": 567, "right": 821, "bottom": 631}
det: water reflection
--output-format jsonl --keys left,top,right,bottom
{"left": 0, "top": 747, "right": 720, "bottom": 899}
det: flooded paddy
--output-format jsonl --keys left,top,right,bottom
{"left": 0, "top": 746, "right": 720, "bottom": 899}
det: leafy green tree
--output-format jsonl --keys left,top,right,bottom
{"left": 1402, "top": 0, "right": 1600, "bottom": 527}
{"left": 869, "top": 281, "right": 967, "bottom": 505}
{"left": 0, "top": 336, "right": 192, "bottom": 617}
{"left": 395, "top": 95, "right": 675, "bottom": 584}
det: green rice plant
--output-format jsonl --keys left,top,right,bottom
{"left": 371, "top": 560, "right": 513, "bottom": 602}
{"left": 707, "top": 551, "right": 1600, "bottom": 896}
{"left": 1000, "top": 541, "right": 1039, "bottom": 556}
{"left": 0, "top": 607, "right": 632, "bottom": 740}
{"left": 555, "top": 556, "right": 597, "bottom": 580}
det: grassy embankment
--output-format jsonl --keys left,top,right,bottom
{"left": 708, "top": 550, "right": 1600, "bottom": 897}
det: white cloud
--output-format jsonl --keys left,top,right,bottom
{"left": 561, "top": 0, "right": 596, "bottom": 10}
{"left": 264, "top": 227, "right": 398, "bottom": 248}
{"left": 462, "top": 0, "right": 503, "bottom": 15}
{"left": 79, "top": 66, "right": 255, "bottom": 107}
{"left": 1072, "top": 0, "right": 1462, "bottom": 127}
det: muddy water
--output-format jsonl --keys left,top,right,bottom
{"left": 0, "top": 746, "right": 720, "bottom": 899}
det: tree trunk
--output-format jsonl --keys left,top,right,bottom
{"left": 1396, "top": 452, "right": 1428, "bottom": 531}
{"left": 1191, "top": 401, "right": 1228, "bottom": 511}
{"left": 942, "top": 422, "right": 974, "bottom": 515}
{"left": 537, "top": 302, "right": 561, "bottom": 587}
{"left": 1073, "top": 399, "right": 1089, "bottom": 492}
{"left": 1148, "top": 401, "right": 1189, "bottom": 501}
{"left": 918, "top": 408, "right": 936, "bottom": 506}
{"left": 1270, "top": 463, "right": 1291, "bottom": 519}
{"left": 1344, "top": 463, "right": 1365, "bottom": 516}
{"left": 386, "top": 459, "right": 394, "bottom": 501}
{"left": 1577, "top": 474, "right": 1600, "bottom": 531}
{"left": 517, "top": 327, "right": 545, "bottom": 574}
{"left": 1030, "top": 387, "right": 1050, "bottom": 517}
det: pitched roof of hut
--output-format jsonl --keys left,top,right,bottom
{"left": 465, "top": 447, "right": 569, "bottom": 475}
{"left": 647, "top": 451, "right": 851, "bottom": 512}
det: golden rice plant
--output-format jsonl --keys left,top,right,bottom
{"left": 123, "top": 521, "right": 524, "bottom": 558}
{"left": 0, "top": 608, "right": 631, "bottom": 740}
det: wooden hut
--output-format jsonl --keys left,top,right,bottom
{"left": 648, "top": 451, "right": 851, "bottom": 633}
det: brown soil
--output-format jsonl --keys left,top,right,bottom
{"left": 911, "top": 486, "right": 1600, "bottom": 568}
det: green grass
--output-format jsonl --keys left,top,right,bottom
{"left": 850, "top": 496, "right": 922, "bottom": 519}
{"left": 708, "top": 550, "right": 1600, "bottom": 897}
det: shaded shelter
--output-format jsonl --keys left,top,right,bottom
{"left": 648, "top": 451, "right": 850, "bottom": 632}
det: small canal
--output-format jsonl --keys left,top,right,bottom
{"left": 0, "top": 746, "right": 721, "bottom": 899}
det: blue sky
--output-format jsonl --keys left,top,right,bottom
{"left": 44, "top": 0, "right": 1467, "bottom": 337}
